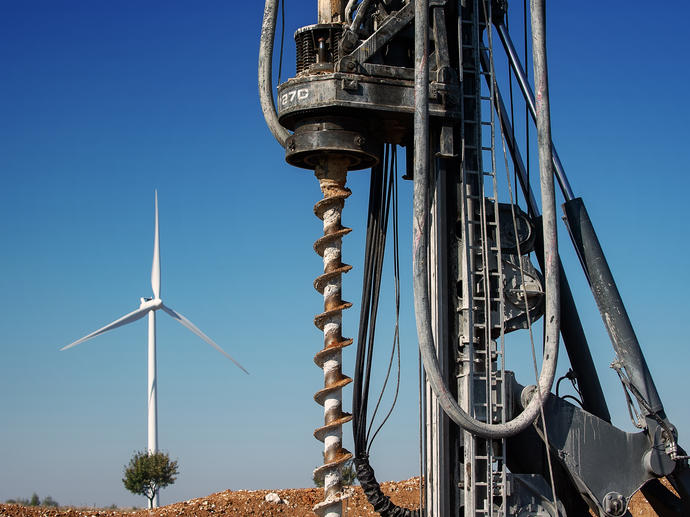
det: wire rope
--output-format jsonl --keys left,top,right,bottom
{"left": 367, "top": 148, "right": 403, "bottom": 453}
{"left": 352, "top": 145, "right": 421, "bottom": 517}
{"left": 506, "top": 9, "right": 518, "bottom": 206}
{"left": 353, "top": 145, "right": 401, "bottom": 455}
{"left": 414, "top": 0, "right": 559, "bottom": 442}
{"left": 490, "top": 2, "right": 559, "bottom": 503}
{"left": 496, "top": 90, "right": 559, "bottom": 514}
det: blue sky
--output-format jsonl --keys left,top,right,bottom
{"left": 1, "top": 0, "right": 689, "bottom": 509}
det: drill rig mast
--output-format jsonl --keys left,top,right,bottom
{"left": 259, "top": 1, "right": 690, "bottom": 516}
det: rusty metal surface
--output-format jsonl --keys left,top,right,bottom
{"left": 311, "top": 157, "right": 354, "bottom": 517}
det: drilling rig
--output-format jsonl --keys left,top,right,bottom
{"left": 259, "top": 1, "right": 690, "bottom": 516}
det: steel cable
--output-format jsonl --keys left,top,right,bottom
{"left": 367, "top": 148, "right": 402, "bottom": 453}
{"left": 352, "top": 146, "right": 422, "bottom": 516}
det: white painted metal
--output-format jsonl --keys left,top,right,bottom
{"left": 148, "top": 309, "right": 159, "bottom": 508}
{"left": 426, "top": 155, "right": 452, "bottom": 517}
{"left": 61, "top": 191, "right": 247, "bottom": 509}
{"left": 151, "top": 191, "right": 161, "bottom": 299}
{"left": 160, "top": 304, "right": 248, "bottom": 374}
{"left": 60, "top": 305, "right": 150, "bottom": 351}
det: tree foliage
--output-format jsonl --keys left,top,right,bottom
{"left": 5, "top": 494, "right": 58, "bottom": 507}
{"left": 122, "top": 450, "right": 179, "bottom": 507}
{"left": 42, "top": 496, "right": 58, "bottom": 507}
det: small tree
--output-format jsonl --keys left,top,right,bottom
{"left": 122, "top": 450, "right": 179, "bottom": 508}
{"left": 42, "top": 496, "right": 59, "bottom": 507}
{"left": 29, "top": 493, "right": 40, "bottom": 506}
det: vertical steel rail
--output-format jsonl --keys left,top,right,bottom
{"left": 427, "top": 149, "right": 452, "bottom": 517}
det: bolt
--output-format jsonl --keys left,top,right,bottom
{"left": 354, "top": 135, "right": 365, "bottom": 147}
{"left": 346, "top": 61, "right": 355, "bottom": 71}
{"left": 602, "top": 492, "right": 626, "bottom": 516}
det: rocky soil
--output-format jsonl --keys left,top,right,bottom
{"left": 0, "top": 477, "right": 664, "bottom": 517}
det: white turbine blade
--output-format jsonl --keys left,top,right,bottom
{"left": 151, "top": 190, "right": 161, "bottom": 299}
{"left": 60, "top": 306, "right": 150, "bottom": 351}
{"left": 161, "top": 304, "right": 249, "bottom": 374}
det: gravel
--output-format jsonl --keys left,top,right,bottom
{"left": 0, "top": 477, "right": 664, "bottom": 517}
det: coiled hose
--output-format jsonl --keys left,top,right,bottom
{"left": 412, "top": 0, "right": 560, "bottom": 439}
{"left": 354, "top": 454, "right": 421, "bottom": 517}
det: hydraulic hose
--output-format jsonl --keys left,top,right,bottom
{"left": 412, "top": 0, "right": 560, "bottom": 439}
{"left": 354, "top": 454, "right": 421, "bottom": 517}
{"left": 345, "top": 0, "right": 358, "bottom": 23}
{"left": 259, "top": 0, "right": 290, "bottom": 148}
{"left": 350, "top": 0, "right": 373, "bottom": 31}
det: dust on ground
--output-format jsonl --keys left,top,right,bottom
{"left": 0, "top": 477, "right": 663, "bottom": 517}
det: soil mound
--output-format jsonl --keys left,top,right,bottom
{"left": 0, "top": 477, "right": 661, "bottom": 517}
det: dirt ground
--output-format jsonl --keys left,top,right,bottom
{"left": 0, "top": 477, "right": 663, "bottom": 517}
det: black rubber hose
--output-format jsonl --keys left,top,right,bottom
{"left": 354, "top": 454, "right": 422, "bottom": 517}
{"left": 353, "top": 159, "right": 385, "bottom": 454}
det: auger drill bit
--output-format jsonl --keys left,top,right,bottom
{"left": 312, "top": 156, "right": 354, "bottom": 517}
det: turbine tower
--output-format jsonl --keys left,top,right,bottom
{"left": 61, "top": 191, "right": 247, "bottom": 508}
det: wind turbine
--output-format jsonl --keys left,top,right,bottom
{"left": 61, "top": 191, "right": 247, "bottom": 508}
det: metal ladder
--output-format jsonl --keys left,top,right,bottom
{"left": 458, "top": 0, "right": 508, "bottom": 515}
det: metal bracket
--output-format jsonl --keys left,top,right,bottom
{"left": 515, "top": 384, "right": 671, "bottom": 517}
{"left": 337, "top": 2, "right": 415, "bottom": 73}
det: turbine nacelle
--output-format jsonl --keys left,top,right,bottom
{"left": 60, "top": 191, "right": 247, "bottom": 509}
{"left": 60, "top": 190, "right": 248, "bottom": 373}
{"left": 139, "top": 297, "right": 163, "bottom": 311}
